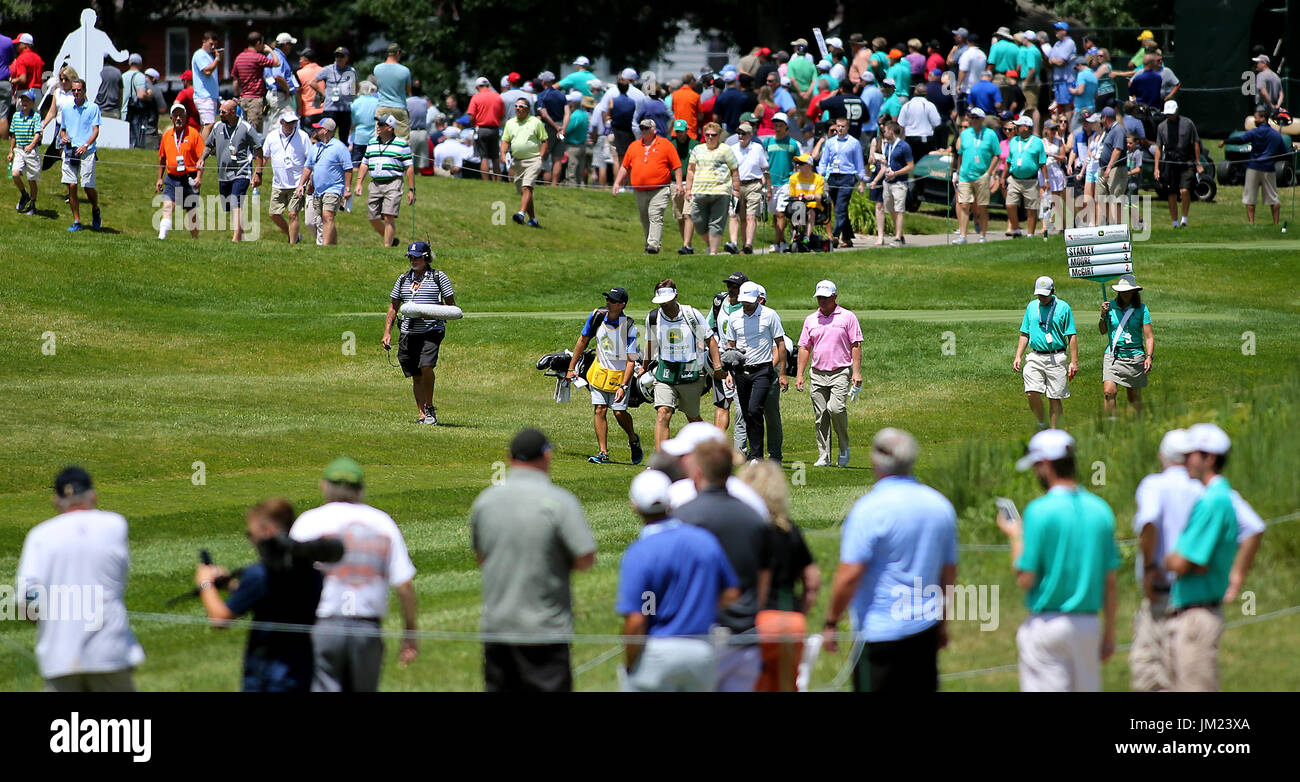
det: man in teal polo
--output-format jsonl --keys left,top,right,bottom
{"left": 1013, "top": 276, "right": 1078, "bottom": 429}
{"left": 953, "top": 108, "right": 1001, "bottom": 243}
{"left": 998, "top": 428, "right": 1119, "bottom": 691}
{"left": 1164, "top": 423, "right": 1238, "bottom": 692}
{"left": 1004, "top": 115, "right": 1046, "bottom": 237}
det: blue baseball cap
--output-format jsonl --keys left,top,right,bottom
{"left": 929, "top": 68, "right": 942, "bottom": 77}
{"left": 1053, "top": 21, "right": 1070, "bottom": 30}
{"left": 455, "top": 113, "right": 472, "bottom": 126}
{"left": 21, "top": 88, "right": 40, "bottom": 101}
{"left": 407, "top": 240, "right": 433, "bottom": 258}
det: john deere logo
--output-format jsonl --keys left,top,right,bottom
{"left": 667, "top": 330, "right": 685, "bottom": 345}
{"left": 1098, "top": 230, "right": 1105, "bottom": 236}
{"left": 599, "top": 335, "right": 614, "bottom": 353}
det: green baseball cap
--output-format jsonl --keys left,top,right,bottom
{"left": 739, "top": 112, "right": 757, "bottom": 123}
{"left": 673, "top": 118, "right": 688, "bottom": 132}
{"left": 323, "top": 456, "right": 364, "bottom": 486}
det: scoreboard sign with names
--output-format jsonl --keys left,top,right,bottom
{"left": 1064, "top": 224, "right": 1134, "bottom": 281}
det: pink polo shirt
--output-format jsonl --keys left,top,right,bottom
{"left": 798, "top": 305, "right": 863, "bottom": 371}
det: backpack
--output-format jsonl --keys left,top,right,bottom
{"left": 647, "top": 305, "right": 706, "bottom": 385}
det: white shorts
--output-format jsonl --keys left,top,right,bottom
{"left": 10, "top": 147, "right": 40, "bottom": 180}
{"left": 589, "top": 385, "right": 629, "bottom": 411}
{"left": 768, "top": 183, "right": 790, "bottom": 213}
{"left": 621, "top": 637, "right": 717, "bottom": 692}
{"left": 1016, "top": 613, "right": 1101, "bottom": 692}
{"left": 61, "top": 151, "right": 96, "bottom": 189}
{"left": 882, "top": 180, "right": 908, "bottom": 213}
{"left": 194, "top": 97, "right": 218, "bottom": 125}
{"left": 1023, "top": 350, "right": 1070, "bottom": 399}
{"left": 591, "top": 135, "right": 611, "bottom": 167}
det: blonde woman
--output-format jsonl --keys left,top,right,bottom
{"left": 740, "top": 459, "right": 820, "bottom": 691}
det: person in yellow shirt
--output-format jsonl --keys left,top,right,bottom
{"left": 786, "top": 153, "right": 827, "bottom": 249}
{"left": 156, "top": 103, "right": 206, "bottom": 239}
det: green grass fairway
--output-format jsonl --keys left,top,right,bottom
{"left": 2, "top": 146, "right": 1298, "bottom": 691}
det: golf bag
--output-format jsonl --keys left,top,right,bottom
{"left": 534, "top": 349, "right": 653, "bottom": 408}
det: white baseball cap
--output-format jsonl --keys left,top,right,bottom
{"left": 620, "top": 67, "right": 639, "bottom": 81}
{"left": 651, "top": 286, "right": 678, "bottom": 305}
{"left": 629, "top": 469, "right": 673, "bottom": 513}
{"left": 737, "top": 281, "right": 762, "bottom": 303}
{"left": 815, "top": 280, "right": 837, "bottom": 298}
{"left": 969, "top": 107, "right": 986, "bottom": 118}
{"left": 588, "top": 79, "right": 604, "bottom": 91}
{"left": 1022, "top": 30, "right": 1038, "bottom": 42}
{"left": 442, "top": 127, "right": 461, "bottom": 139}
{"left": 772, "top": 112, "right": 789, "bottom": 125}
{"left": 144, "top": 67, "right": 160, "bottom": 79}
{"left": 275, "top": 32, "right": 298, "bottom": 46}
{"left": 1163, "top": 100, "right": 1179, "bottom": 115}
{"left": 1014, "top": 115, "right": 1034, "bottom": 127}
{"left": 574, "top": 55, "right": 591, "bottom": 66}
{"left": 1158, "top": 428, "right": 1191, "bottom": 462}
{"left": 16, "top": 33, "right": 33, "bottom": 45}
{"left": 826, "top": 36, "right": 843, "bottom": 49}
{"left": 567, "top": 90, "right": 583, "bottom": 103}
{"left": 1016, "top": 429, "right": 1076, "bottom": 471}
{"left": 662, "top": 421, "right": 728, "bottom": 457}
{"left": 1187, "top": 423, "right": 1231, "bottom": 455}
{"left": 1034, "top": 275, "right": 1055, "bottom": 296}
{"left": 756, "top": 284, "right": 767, "bottom": 301}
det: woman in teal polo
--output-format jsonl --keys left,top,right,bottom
{"left": 1098, "top": 273, "right": 1153, "bottom": 416}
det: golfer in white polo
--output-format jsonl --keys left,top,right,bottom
{"left": 1012, "top": 275, "right": 1078, "bottom": 429}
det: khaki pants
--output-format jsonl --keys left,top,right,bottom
{"left": 238, "top": 96, "right": 266, "bottom": 132}
{"left": 809, "top": 366, "right": 851, "bottom": 462}
{"left": 1169, "top": 605, "right": 1223, "bottom": 692}
{"left": 565, "top": 143, "right": 589, "bottom": 185}
{"left": 636, "top": 186, "right": 671, "bottom": 250}
{"left": 1129, "top": 594, "right": 1172, "bottom": 692}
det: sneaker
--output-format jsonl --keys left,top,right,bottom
{"left": 840, "top": 238, "right": 854, "bottom": 248}
{"left": 629, "top": 435, "right": 644, "bottom": 465}
{"left": 837, "top": 449, "right": 850, "bottom": 468}
{"left": 677, "top": 245, "right": 694, "bottom": 255}
{"left": 645, "top": 246, "right": 659, "bottom": 254}
{"left": 22, "top": 203, "right": 35, "bottom": 215}
{"left": 813, "top": 456, "right": 832, "bottom": 467}
{"left": 952, "top": 234, "right": 967, "bottom": 245}
{"left": 977, "top": 235, "right": 987, "bottom": 243}
{"left": 742, "top": 245, "right": 753, "bottom": 254}
{"left": 16, "top": 193, "right": 29, "bottom": 212}
{"left": 1179, "top": 217, "right": 1187, "bottom": 226}
{"left": 92, "top": 209, "right": 102, "bottom": 230}
{"left": 1012, "top": 229, "right": 1024, "bottom": 237}
{"left": 588, "top": 451, "right": 611, "bottom": 464}
{"left": 527, "top": 217, "right": 540, "bottom": 228}
{"left": 422, "top": 404, "right": 438, "bottom": 425}
{"left": 889, "top": 238, "right": 904, "bottom": 248}
{"left": 724, "top": 241, "right": 739, "bottom": 254}
{"left": 1171, "top": 220, "right": 1179, "bottom": 228}
{"left": 513, "top": 211, "right": 527, "bottom": 225}
{"left": 67, "top": 222, "right": 82, "bottom": 232}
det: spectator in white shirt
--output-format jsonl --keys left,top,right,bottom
{"left": 897, "top": 83, "right": 942, "bottom": 159}
{"left": 16, "top": 466, "right": 146, "bottom": 692}
{"left": 725, "top": 122, "right": 770, "bottom": 254}
{"left": 255, "top": 114, "right": 311, "bottom": 243}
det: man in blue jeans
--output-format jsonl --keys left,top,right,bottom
{"left": 817, "top": 117, "right": 866, "bottom": 247}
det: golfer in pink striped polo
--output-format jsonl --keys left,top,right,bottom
{"left": 795, "top": 280, "right": 864, "bottom": 467}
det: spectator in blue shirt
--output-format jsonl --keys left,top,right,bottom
{"left": 1229, "top": 107, "right": 1289, "bottom": 225}
{"left": 817, "top": 117, "right": 867, "bottom": 247}
{"left": 606, "top": 81, "right": 638, "bottom": 164}
{"left": 860, "top": 72, "right": 885, "bottom": 147}
{"left": 301, "top": 117, "right": 354, "bottom": 245}
{"left": 1128, "top": 55, "right": 1163, "bottom": 108}
{"left": 1070, "top": 59, "right": 1098, "bottom": 123}
{"left": 633, "top": 92, "right": 670, "bottom": 137}
{"left": 618, "top": 470, "right": 740, "bottom": 692}
{"left": 712, "top": 73, "right": 747, "bottom": 134}
{"left": 969, "top": 71, "right": 1001, "bottom": 116}
{"left": 59, "top": 79, "right": 103, "bottom": 231}
{"left": 824, "top": 428, "right": 958, "bottom": 692}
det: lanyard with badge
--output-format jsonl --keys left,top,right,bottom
{"left": 174, "top": 130, "right": 188, "bottom": 173}
{"left": 1039, "top": 297, "right": 1058, "bottom": 347}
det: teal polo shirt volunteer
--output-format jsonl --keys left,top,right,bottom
{"left": 1007, "top": 134, "right": 1047, "bottom": 179}
{"left": 1171, "top": 476, "right": 1238, "bottom": 609}
{"left": 1104, "top": 300, "right": 1150, "bottom": 358}
{"left": 1020, "top": 296, "right": 1076, "bottom": 352}
{"left": 762, "top": 135, "right": 801, "bottom": 186}
{"left": 1016, "top": 486, "right": 1120, "bottom": 614}
{"left": 958, "top": 126, "right": 1000, "bottom": 181}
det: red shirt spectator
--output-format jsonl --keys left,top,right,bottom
{"left": 175, "top": 74, "right": 202, "bottom": 131}
{"left": 232, "top": 45, "right": 275, "bottom": 98}
{"left": 700, "top": 94, "right": 717, "bottom": 126}
{"left": 806, "top": 87, "right": 831, "bottom": 121}
{"left": 467, "top": 85, "right": 505, "bottom": 128}
{"left": 10, "top": 41, "right": 44, "bottom": 91}
{"left": 925, "top": 51, "right": 946, "bottom": 74}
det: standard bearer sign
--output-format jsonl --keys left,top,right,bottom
{"left": 1063, "top": 224, "right": 1133, "bottom": 282}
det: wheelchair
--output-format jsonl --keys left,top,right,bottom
{"left": 785, "top": 194, "right": 833, "bottom": 252}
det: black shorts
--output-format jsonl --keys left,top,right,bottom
{"left": 1160, "top": 163, "right": 1196, "bottom": 193}
{"left": 219, "top": 178, "right": 250, "bottom": 212}
{"left": 397, "top": 330, "right": 444, "bottom": 377}
{"left": 853, "top": 623, "right": 940, "bottom": 692}
{"left": 483, "top": 643, "right": 572, "bottom": 692}
{"left": 474, "top": 126, "right": 500, "bottom": 160}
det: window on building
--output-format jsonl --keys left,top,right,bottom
{"left": 166, "top": 28, "right": 189, "bottom": 77}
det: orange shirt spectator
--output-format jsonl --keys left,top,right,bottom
{"left": 159, "top": 123, "right": 205, "bottom": 175}
{"left": 620, "top": 133, "right": 682, "bottom": 190}
{"left": 467, "top": 86, "right": 505, "bottom": 128}
{"left": 298, "top": 59, "right": 324, "bottom": 119}
{"left": 672, "top": 84, "right": 701, "bottom": 139}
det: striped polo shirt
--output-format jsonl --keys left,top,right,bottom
{"left": 390, "top": 269, "right": 455, "bottom": 334}
{"left": 364, "top": 135, "right": 413, "bottom": 182}
{"left": 11, "top": 110, "right": 40, "bottom": 148}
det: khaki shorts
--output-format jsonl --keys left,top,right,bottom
{"left": 1023, "top": 350, "right": 1069, "bottom": 399}
{"left": 512, "top": 156, "right": 542, "bottom": 192}
{"left": 1102, "top": 352, "right": 1148, "bottom": 388}
{"left": 691, "top": 193, "right": 730, "bottom": 235}
{"left": 882, "top": 180, "right": 908, "bottom": 213}
{"left": 269, "top": 186, "right": 304, "bottom": 216}
{"left": 61, "top": 152, "right": 97, "bottom": 189}
{"left": 367, "top": 177, "right": 403, "bottom": 219}
{"left": 375, "top": 106, "right": 410, "bottom": 139}
{"left": 238, "top": 96, "right": 266, "bottom": 130}
{"left": 1096, "top": 166, "right": 1129, "bottom": 198}
{"left": 10, "top": 147, "right": 40, "bottom": 180}
{"left": 1243, "top": 167, "right": 1279, "bottom": 206}
{"left": 956, "top": 174, "right": 990, "bottom": 205}
{"left": 1169, "top": 605, "right": 1223, "bottom": 692}
{"left": 673, "top": 190, "right": 693, "bottom": 222}
{"left": 733, "top": 179, "right": 764, "bottom": 220}
{"left": 319, "top": 191, "right": 343, "bottom": 214}
{"left": 1023, "top": 85, "right": 1039, "bottom": 110}
{"left": 653, "top": 375, "right": 706, "bottom": 419}
{"left": 1129, "top": 594, "right": 1172, "bottom": 692}
{"left": 1005, "top": 176, "right": 1040, "bottom": 209}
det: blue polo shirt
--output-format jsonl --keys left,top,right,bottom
{"left": 861, "top": 85, "right": 883, "bottom": 132}
{"left": 373, "top": 62, "right": 411, "bottom": 109}
{"left": 840, "top": 476, "right": 958, "bottom": 642}
{"left": 1241, "top": 125, "right": 1289, "bottom": 172}
{"left": 1171, "top": 476, "right": 1238, "bottom": 609}
{"left": 1129, "top": 70, "right": 1162, "bottom": 106}
{"left": 616, "top": 520, "right": 739, "bottom": 637}
{"left": 192, "top": 48, "right": 219, "bottom": 100}
{"left": 1072, "top": 68, "right": 1097, "bottom": 113}
{"left": 59, "top": 101, "right": 102, "bottom": 153}
{"left": 306, "top": 137, "right": 354, "bottom": 195}
{"left": 608, "top": 92, "right": 636, "bottom": 132}
{"left": 969, "top": 80, "right": 1001, "bottom": 115}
